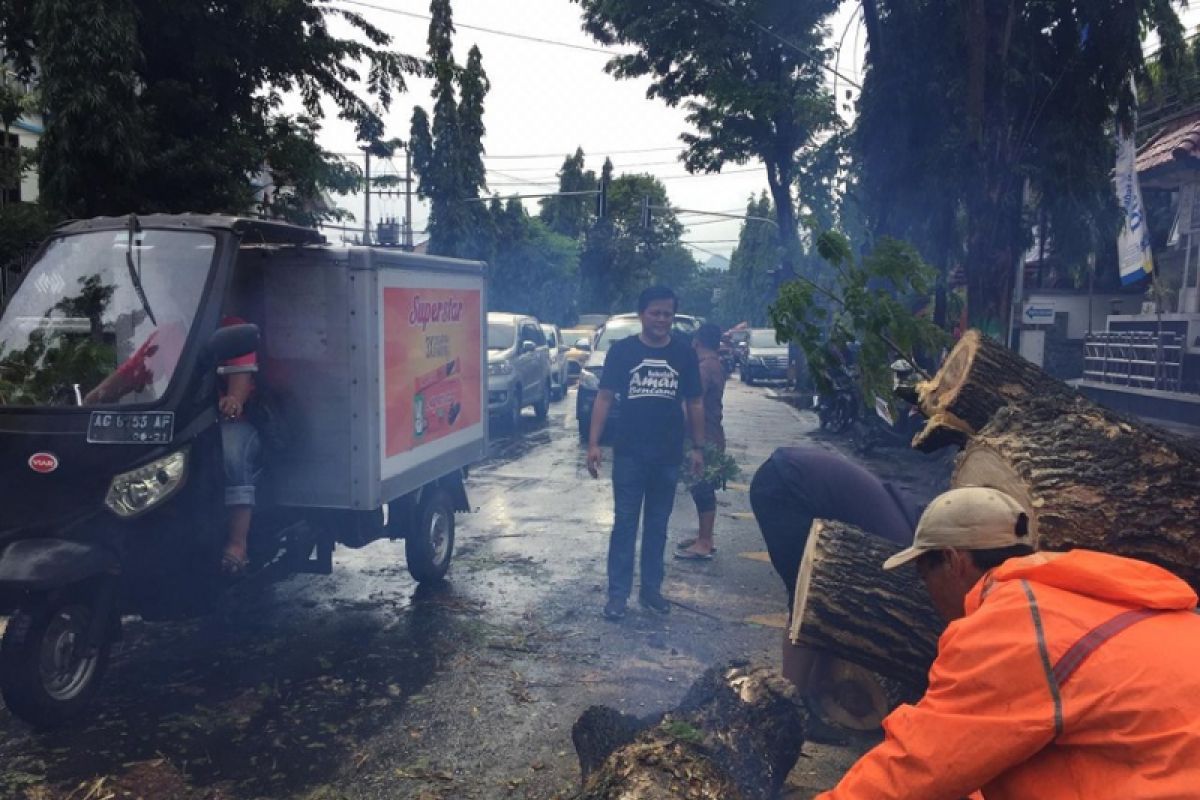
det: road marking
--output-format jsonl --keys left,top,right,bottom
{"left": 744, "top": 612, "right": 789, "bottom": 630}
{"left": 725, "top": 482, "right": 750, "bottom": 492}
{"left": 738, "top": 551, "right": 772, "bottom": 563}
{"left": 728, "top": 511, "right": 756, "bottom": 520}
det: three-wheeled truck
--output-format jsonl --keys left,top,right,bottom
{"left": 0, "top": 214, "right": 488, "bottom": 726}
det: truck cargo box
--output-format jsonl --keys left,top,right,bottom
{"left": 246, "top": 245, "right": 488, "bottom": 511}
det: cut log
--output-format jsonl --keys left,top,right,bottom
{"left": 953, "top": 396, "right": 1200, "bottom": 588}
{"left": 911, "top": 412, "right": 972, "bottom": 453}
{"left": 917, "top": 329, "right": 1075, "bottom": 433}
{"left": 790, "top": 520, "right": 944, "bottom": 689}
{"left": 572, "top": 663, "right": 805, "bottom": 800}
{"left": 811, "top": 657, "right": 893, "bottom": 731}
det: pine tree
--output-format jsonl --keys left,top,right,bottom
{"left": 410, "top": 0, "right": 491, "bottom": 259}
{"left": 539, "top": 148, "right": 598, "bottom": 239}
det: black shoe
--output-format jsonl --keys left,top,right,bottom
{"left": 638, "top": 593, "right": 671, "bottom": 615}
{"left": 603, "top": 598, "right": 627, "bottom": 621}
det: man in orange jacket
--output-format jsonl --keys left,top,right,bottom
{"left": 819, "top": 486, "right": 1200, "bottom": 800}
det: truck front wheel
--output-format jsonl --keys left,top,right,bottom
{"left": 406, "top": 487, "right": 456, "bottom": 583}
{"left": 0, "top": 592, "right": 111, "bottom": 728}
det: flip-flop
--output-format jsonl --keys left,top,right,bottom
{"left": 220, "top": 550, "right": 249, "bottom": 577}
{"left": 675, "top": 540, "right": 717, "bottom": 554}
{"left": 674, "top": 549, "right": 715, "bottom": 561}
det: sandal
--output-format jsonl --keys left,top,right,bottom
{"left": 220, "top": 550, "right": 249, "bottom": 577}
{"left": 675, "top": 540, "right": 717, "bottom": 554}
{"left": 674, "top": 549, "right": 715, "bottom": 561}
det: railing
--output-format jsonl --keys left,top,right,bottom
{"left": 1083, "top": 331, "right": 1184, "bottom": 392}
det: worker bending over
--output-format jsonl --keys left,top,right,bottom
{"left": 819, "top": 486, "right": 1200, "bottom": 800}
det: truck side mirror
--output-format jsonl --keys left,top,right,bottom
{"left": 209, "top": 323, "right": 260, "bottom": 363}
{"left": 520, "top": 340, "right": 538, "bottom": 355}
{"left": 574, "top": 338, "right": 591, "bottom": 351}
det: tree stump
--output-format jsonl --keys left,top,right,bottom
{"left": 789, "top": 520, "right": 943, "bottom": 689}
{"left": 953, "top": 396, "right": 1200, "bottom": 588}
{"left": 916, "top": 329, "right": 1075, "bottom": 434}
{"left": 571, "top": 663, "right": 806, "bottom": 800}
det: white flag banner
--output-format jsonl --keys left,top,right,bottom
{"left": 1114, "top": 122, "right": 1154, "bottom": 286}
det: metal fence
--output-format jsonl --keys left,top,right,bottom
{"left": 1083, "top": 331, "right": 1184, "bottom": 392}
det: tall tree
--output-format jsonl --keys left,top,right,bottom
{"left": 574, "top": 0, "right": 840, "bottom": 280}
{"left": 489, "top": 196, "right": 580, "bottom": 324}
{"left": 1, "top": 0, "right": 421, "bottom": 219}
{"left": 410, "top": 0, "right": 491, "bottom": 259}
{"left": 577, "top": 169, "right": 690, "bottom": 312}
{"left": 540, "top": 148, "right": 598, "bottom": 239}
{"left": 854, "top": 0, "right": 1184, "bottom": 337}
{"left": 722, "top": 192, "right": 782, "bottom": 326}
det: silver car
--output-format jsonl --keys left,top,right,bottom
{"left": 541, "top": 323, "right": 570, "bottom": 401}
{"left": 487, "top": 312, "right": 552, "bottom": 430}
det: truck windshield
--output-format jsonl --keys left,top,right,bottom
{"left": 0, "top": 229, "right": 216, "bottom": 407}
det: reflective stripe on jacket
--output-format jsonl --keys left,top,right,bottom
{"left": 818, "top": 550, "right": 1200, "bottom": 800}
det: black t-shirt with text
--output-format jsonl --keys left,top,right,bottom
{"left": 599, "top": 334, "right": 702, "bottom": 464}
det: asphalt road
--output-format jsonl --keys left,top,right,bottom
{"left": 0, "top": 378, "right": 947, "bottom": 800}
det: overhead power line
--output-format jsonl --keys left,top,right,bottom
{"left": 333, "top": 0, "right": 622, "bottom": 56}
{"left": 483, "top": 145, "right": 685, "bottom": 161}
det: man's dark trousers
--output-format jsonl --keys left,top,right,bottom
{"left": 607, "top": 454, "right": 680, "bottom": 601}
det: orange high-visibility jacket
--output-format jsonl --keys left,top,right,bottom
{"left": 818, "top": 550, "right": 1200, "bottom": 800}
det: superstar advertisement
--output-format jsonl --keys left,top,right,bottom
{"left": 381, "top": 273, "right": 484, "bottom": 475}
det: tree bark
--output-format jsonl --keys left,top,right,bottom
{"left": 953, "top": 396, "right": 1200, "bottom": 589}
{"left": 916, "top": 328, "right": 1075, "bottom": 434}
{"left": 790, "top": 520, "right": 944, "bottom": 690}
{"left": 571, "top": 663, "right": 806, "bottom": 800}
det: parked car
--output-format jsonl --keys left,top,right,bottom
{"left": 575, "top": 312, "right": 701, "bottom": 440}
{"left": 541, "top": 323, "right": 570, "bottom": 401}
{"left": 488, "top": 313, "right": 552, "bottom": 429}
{"left": 560, "top": 327, "right": 594, "bottom": 384}
{"left": 741, "top": 327, "right": 790, "bottom": 385}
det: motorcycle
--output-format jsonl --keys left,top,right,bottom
{"left": 813, "top": 359, "right": 924, "bottom": 447}
{"left": 0, "top": 214, "right": 485, "bottom": 727}
{"left": 813, "top": 363, "right": 858, "bottom": 434}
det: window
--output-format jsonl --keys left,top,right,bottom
{"left": 521, "top": 322, "right": 545, "bottom": 346}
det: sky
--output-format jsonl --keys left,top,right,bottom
{"left": 314, "top": 0, "right": 866, "bottom": 262}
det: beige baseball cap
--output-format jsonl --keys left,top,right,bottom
{"left": 882, "top": 486, "right": 1031, "bottom": 571}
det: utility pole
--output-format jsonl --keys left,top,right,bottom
{"left": 361, "top": 145, "right": 372, "bottom": 246}
{"left": 404, "top": 144, "right": 414, "bottom": 251}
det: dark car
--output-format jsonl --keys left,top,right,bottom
{"left": 575, "top": 312, "right": 701, "bottom": 440}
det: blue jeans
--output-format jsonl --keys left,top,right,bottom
{"left": 222, "top": 420, "right": 262, "bottom": 507}
{"left": 608, "top": 455, "right": 680, "bottom": 601}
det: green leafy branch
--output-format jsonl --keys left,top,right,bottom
{"left": 769, "top": 231, "right": 948, "bottom": 409}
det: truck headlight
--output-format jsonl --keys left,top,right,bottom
{"left": 579, "top": 370, "right": 600, "bottom": 391}
{"left": 488, "top": 361, "right": 513, "bottom": 376}
{"left": 105, "top": 449, "right": 188, "bottom": 518}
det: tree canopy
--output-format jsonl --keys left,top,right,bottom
{"left": 0, "top": 0, "right": 421, "bottom": 220}
{"left": 574, "top": 0, "right": 841, "bottom": 281}
{"left": 853, "top": 0, "right": 1184, "bottom": 337}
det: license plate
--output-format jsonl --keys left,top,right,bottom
{"left": 87, "top": 411, "right": 175, "bottom": 445}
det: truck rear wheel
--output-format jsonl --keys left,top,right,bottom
{"left": 0, "top": 592, "right": 111, "bottom": 728}
{"left": 406, "top": 487, "right": 456, "bottom": 583}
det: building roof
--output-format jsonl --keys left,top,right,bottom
{"left": 1137, "top": 111, "right": 1200, "bottom": 188}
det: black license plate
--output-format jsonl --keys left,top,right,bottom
{"left": 87, "top": 411, "right": 175, "bottom": 445}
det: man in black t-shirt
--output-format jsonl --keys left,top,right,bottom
{"left": 587, "top": 286, "right": 704, "bottom": 621}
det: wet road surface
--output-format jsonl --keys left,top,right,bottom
{"left": 0, "top": 379, "right": 946, "bottom": 799}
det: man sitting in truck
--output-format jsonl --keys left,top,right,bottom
{"left": 85, "top": 313, "right": 262, "bottom": 576}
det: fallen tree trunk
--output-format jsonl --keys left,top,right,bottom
{"left": 911, "top": 411, "right": 972, "bottom": 453}
{"left": 571, "top": 663, "right": 805, "bottom": 800}
{"left": 789, "top": 520, "right": 943, "bottom": 689}
{"left": 916, "top": 329, "right": 1075, "bottom": 434}
{"left": 953, "top": 396, "right": 1200, "bottom": 588}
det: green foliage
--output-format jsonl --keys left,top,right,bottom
{"left": 410, "top": 1, "right": 492, "bottom": 260}
{"left": 854, "top": 0, "right": 1184, "bottom": 331}
{"left": 574, "top": 0, "right": 841, "bottom": 278}
{"left": 717, "top": 193, "right": 780, "bottom": 326}
{"left": 0, "top": 202, "right": 56, "bottom": 273}
{"left": 769, "top": 231, "right": 946, "bottom": 407}
{"left": 539, "top": 148, "right": 598, "bottom": 239}
{"left": 2, "top": 0, "right": 420, "bottom": 219}
{"left": 487, "top": 197, "right": 579, "bottom": 325}
{"left": 659, "top": 718, "right": 704, "bottom": 745}
{"left": 682, "top": 442, "right": 741, "bottom": 489}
